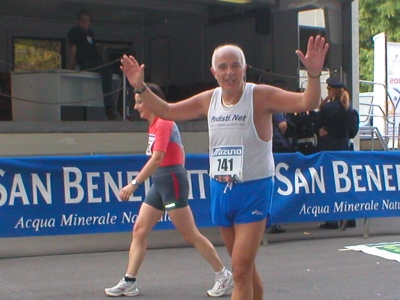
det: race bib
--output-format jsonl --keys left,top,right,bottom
{"left": 210, "top": 145, "right": 243, "bottom": 183}
{"left": 146, "top": 134, "right": 155, "bottom": 156}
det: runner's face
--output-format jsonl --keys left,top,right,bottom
{"left": 134, "top": 95, "right": 151, "bottom": 120}
{"left": 211, "top": 49, "right": 245, "bottom": 91}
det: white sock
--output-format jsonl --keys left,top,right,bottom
{"left": 216, "top": 266, "right": 227, "bottom": 277}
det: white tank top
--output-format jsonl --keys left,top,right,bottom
{"left": 207, "top": 82, "right": 274, "bottom": 182}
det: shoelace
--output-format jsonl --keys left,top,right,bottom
{"left": 223, "top": 182, "right": 233, "bottom": 193}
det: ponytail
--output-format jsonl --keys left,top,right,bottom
{"left": 340, "top": 89, "right": 350, "bottom": 111}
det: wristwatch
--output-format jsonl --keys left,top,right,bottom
{"left": 134, "top": 84, "right": 147, "bottom": 94}
{"left": 131, "top": 179, "right": 139, "bottom": 187}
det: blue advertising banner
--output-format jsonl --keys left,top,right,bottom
{"left": 271, "top": 151, "right": 400, "bottom": 223}
{"left": 0, "top": 154, "right": 211, "bottom": 238}
{"left": 1, "top": 151, "right": 400, "bottom": 238}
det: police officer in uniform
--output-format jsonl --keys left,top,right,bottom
{"left": 286, "top": 88, "right": 318, "bottom": 155}
{"left": 315, "top": 78, "right": 352, "bottom": 151}
{"left": 315, "top": 77, "right": 356, "bottom": 229}
{"left": 286, "top": 111, "right": 318, "bottom": 155}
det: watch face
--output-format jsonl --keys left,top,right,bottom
{"left": 131, "top": 179, "right": 137, "bottom": 186}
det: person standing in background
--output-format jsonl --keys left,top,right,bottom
{"left": 267, "top": 112, "right": 295, "bottom": 234}
{"left": 316, "top": 78, "right": 352, "bottom": 151}
{"left": 272, "top": 112, "right": 294, "bottom": 154}
{"left": 316, "top": 77, "right": 356, "bottom": 229}
{"left": 286, "top": 88, "right": 318, "bottom": 155}
{"left": 67, "top": 10, "right": 118, "bottom": 120}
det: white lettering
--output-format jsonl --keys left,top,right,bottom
{"left": 87, "top": 172, "right": 101, "bottom": 203}
{"left": 332, "top": 161, "right": 351, "bottom": 192}
{"left": 32, "top": 173, "right": 52, "bottom": 204}
{"left": 14, "top": 216, "right": 56, "bottom": 231}
{"left": 9, "top": 174, "right": 29, "bottom": 205}
{"left": 121, "top": 211, "right": 139, "bottom": 223}
{"left": 295, "top": 169, "right": 310, "bottom": 194}
{"left": 299, "top": 204, "right": 329, "bottom": 217}
{"left": 60, "top": 213, "right": 117, "bottom": 226}
{"left": 382, "top": 199, "right": 400, "bottom": 210}
{"left": 276, "top": 163, "right": 325, "bottom": 195}
{"left": 187, "top": 170, "right": 208, "bottom": 200}
{"left": 158, "top": 211, "right": 171, "bottom": 222}
{"left": 309, "top": 167, "right": 326, "bottom": 193}
{"left": 334, "top": 200, "right": 379, "bottom": 212}
{"left": 104, "top": 172, "right": 123, "bottom": 202}
{"left": 383, "top": 165, "right": 396, "bottom": 191}
{"left": 63, "top": 167, "right": 84, "bottom": 204}
{"left": 276, "top": 163, "right": 293, "bottom": 196}
{"left": 212, "top": 148, "right": 243, "bottom": 156}
{"left": 365, "top": 165, "right": 382, "bottom": 191}
{"left": 351, "top": 165, "right": 366, "bottom": 192}
{"left": 0, "top": 169, "right": 8, "bottom": 206}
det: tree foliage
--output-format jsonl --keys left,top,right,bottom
{"left": 359, "top": 0, "right": 400, "bottom": 91}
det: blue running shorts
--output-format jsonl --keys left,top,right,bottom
{"left": 210, "top": 177, "right": 274, "bottom": 227}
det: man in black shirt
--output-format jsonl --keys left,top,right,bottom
{"left": 68, "top": 10, "right": 118, "bottom": 120}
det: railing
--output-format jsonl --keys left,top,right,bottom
{"left": 358, "top": 101, "right": 395, "bottom": 150}
{"left": 359, "top": 126, "right": 389, "bottom": 151}
{"left": 359, "top": 80, "right": 399, "bottom": 150}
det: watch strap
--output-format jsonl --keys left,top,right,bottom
{"left": 134, "top": 84, "right": 147, "bottom": 94}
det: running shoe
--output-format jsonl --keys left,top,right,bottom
{"left": 207, "top": 270, "right": 233, "bottom": 297}
{"left": 104, "top": 278, "right": 139, "bottom": 297}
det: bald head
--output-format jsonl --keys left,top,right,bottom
{"left": 211, "top": 44, "right": 246, "bottom": 70}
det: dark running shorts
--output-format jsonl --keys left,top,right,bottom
{"left": 144, "top": 165, "right": 189, "bottom": 211}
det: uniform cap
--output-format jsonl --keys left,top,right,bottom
{"left": 326, "top": 77, "right": 345, "bottom": 89}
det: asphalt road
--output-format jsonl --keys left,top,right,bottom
{"left": 1, "top": 218, "right": 400, "bottom": 300}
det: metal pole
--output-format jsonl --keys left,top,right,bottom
{"left": 123, "top": 75, "right": 127, "bottom": 121}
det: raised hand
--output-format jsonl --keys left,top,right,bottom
{"left": 120, "top": 55, "right": 146, "bottom": 89}
{"left": 295, "top": 35, "right": 329, "bottom": 77}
